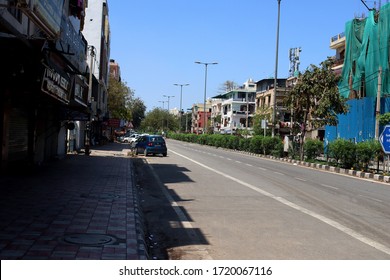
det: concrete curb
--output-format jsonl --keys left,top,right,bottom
{"left": 210, "top": 145, "right": 390, "bottom": 184}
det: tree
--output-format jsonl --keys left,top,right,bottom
{"left": 219, "top": 80, "right": 237, "bottom": 93}
{"left": 285, "top": 58, "right": 349, "bottom": 160}
{"left": 253, "top": 106, "right": 272, "bottom": 136}
{"left": 107, "top": 75, "right": 134, "bottom": 121}
{"left": 141, "top": 108, "right": 178, "bottom": 133}
{"left": 128, "top": 97, "right": 146, "bottom": 129}
{"left": 379, "top": 112, "right": 390, "bottom": 126}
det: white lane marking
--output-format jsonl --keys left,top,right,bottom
{"left": 170, "top": 149, "right": 390, "bottom": 256}
{"left": 274, "top": 171, "right": 284, "bottom": 176}
{"left": 295, "top": 177, "right": 307, "bottom": 182}
{"left": 359, "top": 195, "right": 383, "bottom": 203}
{"left": 258, "top": 167, "right": 267, "bottom": 171}
{"left": 246, "top": 163, "right": 253, "bottom": 167}
{"left": 235, "top": 161, "right": 242, "bottom": 164}
{"left": 227, "top": 158, "right": 232, "bottom": 161}
{"left": 321, "top": 184, "right": 339, "bottom": 190}
{"left": 146, "top": 160, "right": 213, "bottom": 260}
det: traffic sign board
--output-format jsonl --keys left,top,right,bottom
{"left": 379, "top": 125, "right": 390, "bottom": 154}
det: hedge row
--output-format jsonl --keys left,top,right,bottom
{"left": 169, "top": 134, "right": 383, "bottom": 172}
{"left": 327, "top": 138, "right": 382, "bottom": 170}
{"left": 169, "top": 133, "right": 284, "bottom": 157}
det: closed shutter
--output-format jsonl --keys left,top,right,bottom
{"left": 8, "top": 108, "right": 29, "bottom": 161}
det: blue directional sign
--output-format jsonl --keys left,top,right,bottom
{"left": 379, "top": 125, "right": 390, "bottom": 154}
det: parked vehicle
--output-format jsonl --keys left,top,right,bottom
{"left": 131, "top": 135, "right": 167, "bottom": 156}
{"left": 117, "top": 131, "right": 132, "bottom": 142}
{"left": 123, "top": 133, "right": 139, "bottom": 143}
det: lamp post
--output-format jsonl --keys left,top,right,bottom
{"left": 272, "top": 0, "right": 281, "bottom": 137}
{"left": 158, "top": 100, "right": 166, "bottom": 110}
{"left": 158, "top": 100, "right": 166, "bottom": 130}
{"left": 185, "top": 108, "right": 192, "bottom": 133}
{"left": 163, "top": 95, "right": 174, "bottom": 131}
{"left": 174, "top": 83, "right": 189, "bottom": 132}
{"left": 195, "top": 61, "right": 218, "bottom": 134}
{"left": 85, "top": 45, "right": 96, "bottom": 156}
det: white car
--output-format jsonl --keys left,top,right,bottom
{"left": 123, "top": 134, "right": 139, "bottom": 143}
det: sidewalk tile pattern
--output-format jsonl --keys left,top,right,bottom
{"left": 0, "top": 143, "right": 147, "bottom": 260}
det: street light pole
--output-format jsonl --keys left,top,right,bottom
{"left": 174, "top": 83, "right": 189, "bottom": 132}
{"left": 272, "top": 0, "right": 281, "bottom": 137}
{"left": 163, "top": 95, "right": 174, "bottom": 112}
{"left": 163, "top": 95, "right": 174, "bottom": 131}
{"left": 85, "top": 45, "right": 96, "bottom": 156}
{"left": 195, "top": 61, "right": 218, "bottom": 134}
{"left": 158, "top": 100, "right": 166, "bottom": 130}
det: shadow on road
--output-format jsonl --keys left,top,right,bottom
{"left": 133, "top": 158, "right": 209, "bottom": 260}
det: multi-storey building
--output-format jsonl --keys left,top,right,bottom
{"left": 212, "top": 79, "right": 256, "bottom": 134}
{"left": 255, "top": 78, "right": 289, "bottom": 136}
{"left": 191, "top": 101, "right": 211, "bottom": 134}
{"left": 0, "top": 0, "right": 89, "bottom": 172}
{"left": 83, "top": 0, "right": 111, "bottom": 147}
{"left": 326, "top": 4, "right": 390, "bottom": 143}
{"left": 109, "top": 59, "right": 121, "bottom": 81}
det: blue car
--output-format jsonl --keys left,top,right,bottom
{"left": 132, "top": 135, "right": 167, "bottom": 156}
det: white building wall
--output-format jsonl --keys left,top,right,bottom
{"left": 83, "top": 0, "right": 106, "bottom": 78}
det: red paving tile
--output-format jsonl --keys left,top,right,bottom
{"left": 0, "top": 143, "right": 147, "bottom": 260}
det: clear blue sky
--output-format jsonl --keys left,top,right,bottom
{"left": 108, "top": 0, "right": 372, "bottom": 112}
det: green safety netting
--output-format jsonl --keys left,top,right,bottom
{"left": 339, "top": 3, "right": 390, "bottom": 98}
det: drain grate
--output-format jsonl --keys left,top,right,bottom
{"left": 62, "top": 233, "right": 117, "bottom": 246}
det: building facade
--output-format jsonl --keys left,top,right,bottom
{"left": 0, "top": 0, "right": 89, "bottom": 172}
{"left": 255, "top": 78, "right": 290, "bottom": 136}
{"left": 83, "top": 0, "right": 111, "bottom": 147}
{"left": 326, "top": 4, "right": 390, "bottom": 143}
{"left": 213, "top": 79, "right": 256, "bottom": 134}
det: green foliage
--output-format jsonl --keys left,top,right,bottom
{"left": 239, "top": 138, "right": 250, "bottom": 152}
{"left": 128, "top": 98, "right": 146, "bottom": 129}
{"left": 355, "top": 140, "right": 382, "bottom": 171}
{"left": 271, "top": 141, "right": 284, "bottom": 158}
{"left": 249, "top": 136, "right": 264, "bottom": 154}
{"left": 169, "top": 132, "right": 383, "bottom": 173}
{"left": 285, "top": 58, "right": 349, "bottom": 160}
{"left": 253, "top": 108, "right": 271, "bottom": 136}
{"left": 141, "top": 108, "right": 178, "bottom": 132}
{"left": 328, "top": 139, "right": 356, "bottom": 169}
{"left": 379, "top": 112, "right": 390, "bottom": 126}
{"left": 107, "top": 75, "right": 134, "bottom": 120}
{"left": 262, "top": 137, "right": 281, "bottom": 155}
{"left": 303, "top": 139, "right": 324, "bottom": 161}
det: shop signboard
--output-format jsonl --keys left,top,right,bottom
{"left": 41, "top": 67, "right": 71, "bottom": 104}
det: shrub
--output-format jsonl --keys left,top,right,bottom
{"left": 239, "top": 138, "right": 250, "bottom": 152}
{"left": 328, "top": 138, "right": 356, "bottom": 169}
{"left": 249, "top": 136, "right": 264, "bottom": 154}
{"left": 262, "top": 136, "right": 281, "bottom": 155}
{"left": 272, "top": 141, "right": 284, "bottom": 157}
{"left": 304, "top": 139, "right": 324, "bottom": 161}
{"left": 227, "top": 135, "right": 240, "bottom": 150}
{"left": 355, "top": 140, "right": 382, "bottom": 171}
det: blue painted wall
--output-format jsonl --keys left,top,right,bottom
{"left": 325, "top": 97, "right": 390, "bottom": 144}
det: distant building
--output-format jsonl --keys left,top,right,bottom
{"left": 191, "top": 102, "right": 212, "bottom": 134}
{"left": 255, "top": 78, "right": 289, "bottom": 136}
{"left": 212, "top": 79, "right": 256, "bottom": 134}
{"left": 109, "top": 59, "right": 121, "bottom": 81}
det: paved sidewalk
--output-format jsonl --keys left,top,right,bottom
{"left": 0, "top": 142, "right": 147, "bottom": 260}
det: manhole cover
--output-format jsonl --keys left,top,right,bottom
{"left": 63, "top": 234, "right": 117, "bottom": 246}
